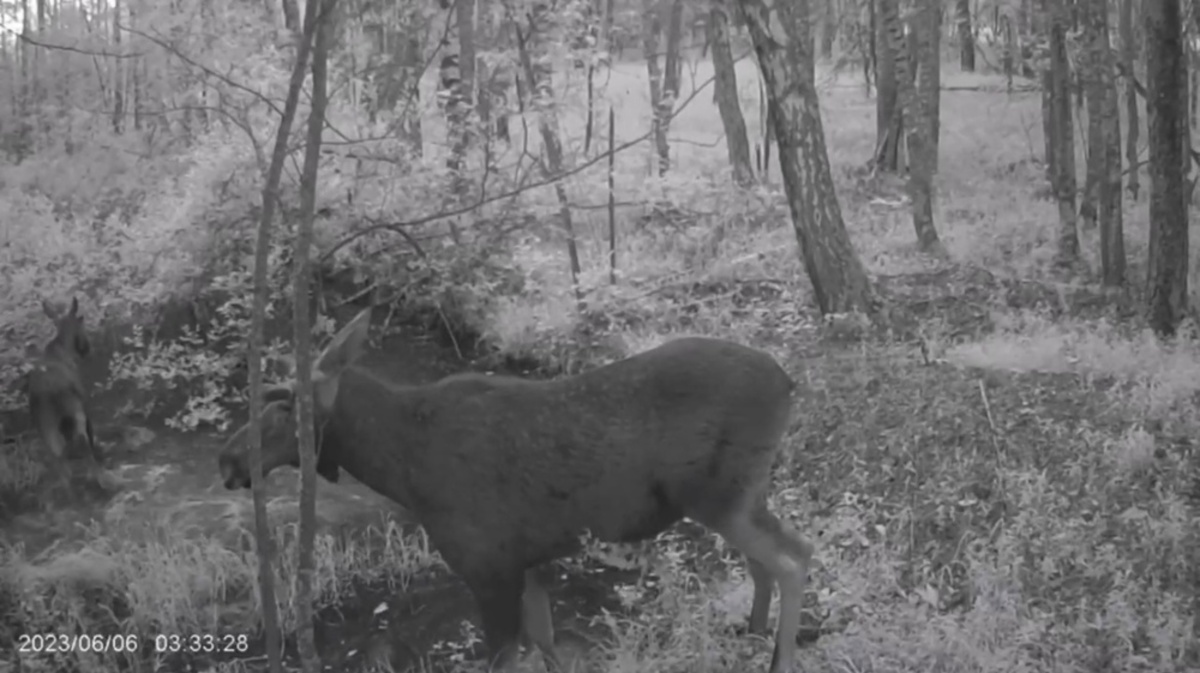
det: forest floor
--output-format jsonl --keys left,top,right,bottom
{"left": 2, "top": 60, "right": 1199, "bottom": 673}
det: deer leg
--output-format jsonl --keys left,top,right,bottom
{"left": 521, "top": 568, "right": 564, "bottom": 672}
{"left": 467, "top": 569, "right": 525, "bottom": 673}
{"left": 707, "top": 503, "right": 813, "bottom": 673}
{"left": 34, "top": 405, "right": 66, "bottom": 460}
{"left": 63, "top": 405, "right": 104, "bottom": 484}
{"left": 746, "top": 557, "right": 775, "bottom": 635}
{"left": 84, "top": 415, "right": 100, "bottom": 464}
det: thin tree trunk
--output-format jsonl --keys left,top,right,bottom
{"left": 1143, "top": 0, "right": 1189, "bottom": 336}
{"left": 737, "top": 0, "right": 877, "bottom": 316}
{"left": 515, "top": 2, "right": 584, "bottom": 309}
{"left": 246, "top": 0, "right": 322, "bottom": 670}
{"left": 925, "top": 0, "right": 940, "bottom": 169}
{"left": 894, "top": 0, "right": 942, "bottom": 252}
{"left": 663, "top": 0, "right": 684, "bottom": 96}
{"left": 651, "top": 0, "right": 684, "bottom": 175}
{"left": 1047, "top": 0, "right": 1078, "bottom": 267}
{"left": 292, "top": 0, "right": 336, "bottom": 670}
{"left": 111, "top": 0, "right": 122, "bottom": 133}
{"left": 820, "top": 0, "right": 837, "bottom": 58}
{"left": 710, "top": 0, "right": 754, "bottom": 187}
{"left": 642, "top": 0, "right": 669, "bottom": 174}
{"left": 957, "top": 0, "right": 974, "bottom": 71}
{"left": 1080, "top": 0, "right": 1106, "bottom": 230}
{"left": 1120, "top": 0, "right": 1139, "bottom": 199}
{"left": 445, "top": 0, "right": 476, "bottom": 210}
{"left": 1088, "top": 0, "right": 1125, "bottom": 283}
{"left": 281, "top": 0, "right": 299, "bottom": 33}
{"left": 1100, "top": 72, "right": 1125, "bottom": 285}
{"left": 863, "top": 0, "right": 875, "bottom": 93}
{"left": 874, "top": 0, "right": 900, "bottom": 171}
{"left": 604, "top": 0, "right": 616, "bottom": 54}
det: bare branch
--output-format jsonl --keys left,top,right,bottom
{"left": 5, "top": 28, "right": 143, "bottom": 58}
{"left": 321, "top": 65, "right": 725, "bottom": 263}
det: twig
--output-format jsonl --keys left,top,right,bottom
{"left": 977, "top": 379, "right": 1003, "bottom": 466}
{"left": 437, "top": 305, "right": 464, "bottom": 361}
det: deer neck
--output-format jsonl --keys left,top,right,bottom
{"left": 323, "top": 367, "right": 428, "bottom": 511}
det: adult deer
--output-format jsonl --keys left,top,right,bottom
{"left": 218, "top": 308, "right": 813, "bottom": 673}
{"left": 27, "top": 297, "right": 103, "bottom": 487}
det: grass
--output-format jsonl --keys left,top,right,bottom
{"left": 3, "top": 48, "right": 1200, "bottom": 673}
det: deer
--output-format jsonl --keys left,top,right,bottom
{"left": 26, "top": 297, "right": 104, "bottom": 490}
{"left": 217, "top": 308, "right": 813, "bottom": 673}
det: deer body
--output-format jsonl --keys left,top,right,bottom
{"left": 26, "top": 297, "right": 100, "bottom": 468}
{"left": 328, "top": 341, "right": 788, "bottom": 559}
{"left": 220, "top": 310, "right": 813, "bottom": 673}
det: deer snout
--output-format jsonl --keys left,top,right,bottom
{"left": 218, "top": 453, "right": 252, "bottom": 490}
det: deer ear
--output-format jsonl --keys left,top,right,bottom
{"left": 69, "top": 297, "right": 79, "bottom": 317}
{"left": 42, "top": 299, "right": 59, "bottom": 320}
{"left": 315, "top": 308, "right": 372, "bottom": 378}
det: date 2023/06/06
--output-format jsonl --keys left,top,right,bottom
{"left": 16, "top": 632, "right": 251, "bottom": 656}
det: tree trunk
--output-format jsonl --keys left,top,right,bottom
{"left": 894, "top": 0, "right": 942, "bottom": 252}
{"left": 1046, "top": 0, "right": 1078, "bottom": 267}
{"left": 863, "top": 0, "right": 875, "bottom": 92}
{"left": 1079, "top": 0, "right": 1105, "bottom": 230}
{"left": 246, "top": 0, "right": 323, "bottom": 670}
{"left": 923, "top": 0, "right": 940, "bottom": 170}
{"left": 445, "top": 0, "right": 477, "bottom": 206}
{"left": 281, "top": 0, "right": 299, "bottom": 33}
{"left": 1091, "top": 0, "right": 1125, "bottom": 285}
{"left": 112, "top": 0, "right": 123, "bottom": 133}
{"left": 516, "top": 2, "right": 585, "bottom": 308}
{"left": 710, "top": 1, "right": 754, "bottom": 187}
{"left": 292, "top": 1, "right": 336, "bottom": 671}
{"left": 820, "top": 0, "right": 837, "bottom": 58}
{"left": 873, "top": 0, "right": 901, "bottom": 171}
{"left": 956, "top": 0, "right": 974, "bottom": 71}
{"left": 1100, "top": 75, "right": 1125, "bottom": 286}
{"left": 642, "top": 0, "right": 670, "bottom": 174}
{"left": 604, "top": 0, "right": 617, "bottom": 55}
{"left": 1120, "top": 0, "right": 1139, "bottom": 199}
{"left": 737, "top": 0, "right": 877, "bottom": 316}
{"left": 663, "top": 0, "right": 684, "bottom": 96}
{"left": 1143, "top": 0, "right": 1189, "bottom": 336}
{"left": 656, "top": 0, "right": 685, "bottom": 175}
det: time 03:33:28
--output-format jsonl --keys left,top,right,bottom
{"left": 155, "top": 633, "right": 251, "bottom": 654}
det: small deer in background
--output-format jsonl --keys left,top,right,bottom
{"left": 27, "top": 297, "right": 103, "bottom": 488}
{"left": 219, "top": 308, "right": 815, "bottom": 673}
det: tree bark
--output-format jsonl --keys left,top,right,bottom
{"left": 1079, "top": 0, "right": 1105, "bottom": 230}
{"left": 1092, "top": 0, "right": 1124, "bottom": 285}
{"left": 516, "top": 1, "right": 584, "bottom": 308}
{"left": 446, "top": 0, "right": 477, "bottom": 205}
{"left": 922, "top": 0, "right": 940, "bottom": 170}
{"left": 1046, "top": 0, "right": 1078, "bottom": 267}
{"left": 292, "top": 0, "right": 337, "bottom": 671}
{"left": 1143, "top": 0, "right": 1189, "bottom": 336}
{"left": 737, "top": 0, "right": 877, "bottom": 316}
{"left": 873, "top": 0, "right": 901, "bottom": 171}
{"left": 1119, "top": 0, "right": 1139, "bottom": 199}
{"left": 663, "top": 0, "right": 684, "bottom": 98}
{"left": 246, "top": 0, "right": 323, "bottom": 669}
{"left": 642, "top": 0, "right": 671, "bottom": 174}
{"left": 710, "top": 1, "right": 754, "bottom": 187}
{"left": 820, "top": 0, "right": 837, "bottom": 58}
{"left": 956, "top": 0, "right": 974, "bottom": 71}
{"left": 281, "top": 0, "right": 299, "bottom": 33}
{"left": 895, "top": 0, "right": 943, "bottom": 252}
